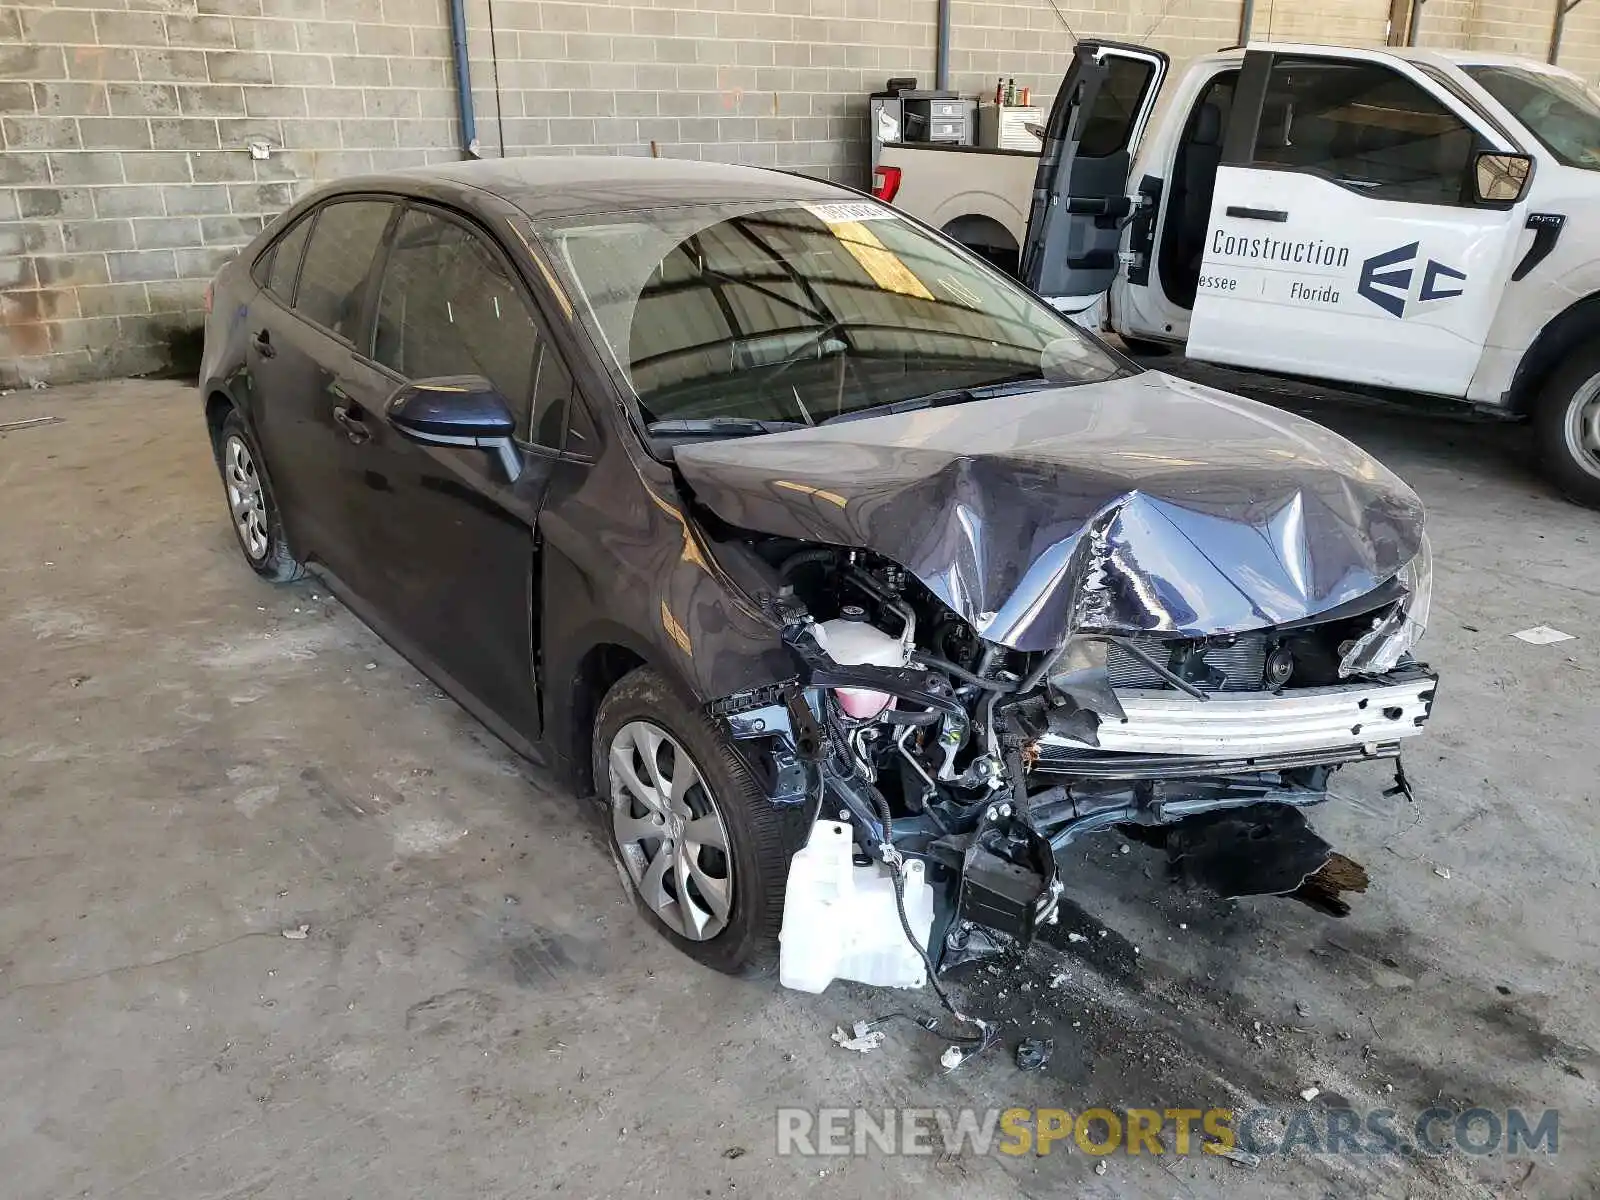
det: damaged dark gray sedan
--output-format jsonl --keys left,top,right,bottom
{"left": 199, "top": 158, "right": 1437, "bottom": 997}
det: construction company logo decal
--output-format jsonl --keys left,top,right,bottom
{"left": 1358, "top": 242, "right": 1467, "bottom": 318}
{"left": 1209, "top": 229, "right": 1352, "bottom": 268}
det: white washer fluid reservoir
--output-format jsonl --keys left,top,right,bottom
{"left": 779, "top": 820, "right": 933, "bottom": 994}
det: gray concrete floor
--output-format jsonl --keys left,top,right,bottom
{"left": 1, "top": 371, "right": 1597, "bottom": 1200}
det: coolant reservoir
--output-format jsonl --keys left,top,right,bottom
{"left": 815, "top": 606, "right": 907, "bottom": 718}
{"left": 780, "top": 820, "right": 933, "bottom": 994}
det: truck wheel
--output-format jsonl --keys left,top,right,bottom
{"left": 591, "top": 667, "right": 798, "bottom": 976}
{"left": 1535, "top": 351, "right": 1600, "bottom": 509}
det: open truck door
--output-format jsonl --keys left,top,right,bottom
{"left": 1020, "top": 41, "right": 1169, "bottom": 324}
{"left": 1186, "top": 45, "right": 1533, "bottom": 397}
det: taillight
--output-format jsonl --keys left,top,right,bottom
{"left": 871, "top": 165, "right": 902, "bottom": 203}
{"left": 203, "top": 281, "right": 213, "bottom": 315}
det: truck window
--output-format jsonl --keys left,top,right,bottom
{"left": 1077, "top": 56, "right": 1159, "bottom": 157}
{"left": 1464, "top": 64, "right": 1600, "bottom": 171}
{"left": 1252, "top": 58, "right": 1475, "bottom": 205}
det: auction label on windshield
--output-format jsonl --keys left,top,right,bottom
{"left": 803, "top": 201, "right": 897, "bottom": 224}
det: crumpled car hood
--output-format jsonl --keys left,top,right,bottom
{"left": 675, "top": 371, "right": 1426, "bottom": 651}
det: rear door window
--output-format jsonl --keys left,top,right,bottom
{"left": 1077, "top": 55, "right": 1160, "bottom": 157}
{"left": 293, "top": 199, "right": 394, "bottom": 342}
{"left": 373, "top": 206, "right": 542, "bottom": 437}
{"left": 263, "top": 214, "right": 313, "bottom": 303}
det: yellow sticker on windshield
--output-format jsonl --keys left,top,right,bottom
{"left": 824, "top": 219, "right": 935, "bottom": 302}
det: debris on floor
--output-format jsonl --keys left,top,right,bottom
{"left": 280, "top": 923, "right": 310, "bottom": 940}
{"left": 1513, "top": 625, "right": 1575, "bottom": 644}
{"left": 939, "top": 1045, "right": 965, "bottom": 1071}
{"left": 1015, "top": 1037, "right": 1054, "bottom": 1071}
{"left": 1211, "top": 1144, "right": 1262, "bottom": 1169}
{"left": 1299, "top": 1085, "right": 1320, "bottom": 1102}
{"left": 831, "top": 1022, "right": 885, "bottom": 1053}
{"left": 1434, "top": 865, "right": 1452, "bottom": 879}
{"left": 0, "top": 415, "right": 63, "bottom": 433}
{"left": 1094, "top": 1160, "right": 1108, "bottom": 1175}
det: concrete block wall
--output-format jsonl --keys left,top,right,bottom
{"left": 0, "top": 0, "right": 1580, "bottom": 386}
{"left": 1423, "top": 0, "right": 1600, "bottom": 76}
{"left": 1245, "top": 0, "right": 1391, "bottom": 43}
{"left": 1, "top": 0, "right": 469, "bottom": 384}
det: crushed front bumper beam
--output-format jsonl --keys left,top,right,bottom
{"left": 1041, "top": 668, "right": 1437, "bottom": 760}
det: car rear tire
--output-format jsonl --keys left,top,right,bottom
{"left": 216, "top": 410, "right": 304, "bottom": 582}
{"left": 1535, "top": 350, "right": 1600, "bottom": 510}
{"left": 591, "top": 666, "right": 797, "bottom": 976}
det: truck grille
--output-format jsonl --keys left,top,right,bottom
{"left": 1107, "top": 634, "right": 1268, "bottom": 694}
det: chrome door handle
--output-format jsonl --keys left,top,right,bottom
{"left": 332, "top": 405, "right": 370, "bottom": 444}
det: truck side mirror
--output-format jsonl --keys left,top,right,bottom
{"left": 1473, "top": 151, "right": 1533, "bottom": 207}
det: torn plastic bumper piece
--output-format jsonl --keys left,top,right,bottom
{"left": 1124, "top": 802, "right": 1371, "bottom": 917}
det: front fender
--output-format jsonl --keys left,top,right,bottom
{"left": 537, "top": 451, "right": 793, "bottom": 786}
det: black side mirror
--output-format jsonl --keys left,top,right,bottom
{"left": 1473, "top": 151, "right": 1533, "bottom": 208}
{"left": 387, "top": 375, "right": 521, "bottom": 481}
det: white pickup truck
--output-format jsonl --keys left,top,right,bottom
{"left": 878, "top": 39, "right": 1600, "bottom": 507}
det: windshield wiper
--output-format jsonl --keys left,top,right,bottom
{"left": 646, "top": 417, "right": 810, "bottom": 438}
{"left": 820, "top": 373, "right": 1050, "bottom": 426}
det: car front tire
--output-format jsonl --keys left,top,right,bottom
{"left": 1535, "top": 350, "right": 1600, "bottom": 510}
{"left": 591, "top": 666, "right": 798, "bottom": 976}
{"left": 215, "top": 409, "right": 304, "bottom": 582}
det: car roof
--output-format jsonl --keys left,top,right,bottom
{"left": 318, "top": 155, "right": 856, "bottom": 221}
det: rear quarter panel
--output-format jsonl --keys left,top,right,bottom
{"left": 198, "top": 255, "right": 259, "bottom": 417}
{"left": 880, "top": 143, "right": 1036, "bottom": 247}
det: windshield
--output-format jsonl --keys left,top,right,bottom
{"left": 535, "top": 199, "right": 1126, "bottom": 431}
{"left": 1465, "top": 64, "right": 1600, "bottom": 170}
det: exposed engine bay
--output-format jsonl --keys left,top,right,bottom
{"left": 668, "top": 370, "right": 1441, "bottom": 1002}
{"left": 710, "top": 540, "right": 1437, "bottom": 992}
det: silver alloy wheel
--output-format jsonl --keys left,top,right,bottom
{"left": 224, "top": 434, "right": 270, "bottom": 561}
{"left": 1564, "top": 373, "right": 1600, "bottom": 481}
{"left": 608, "top": 719, "right": 734, "bottom": 941}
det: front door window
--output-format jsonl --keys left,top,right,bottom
{"left": 1251, "top": 58, "right": 1478, "bottom": 206}
{"left": 373, "top": 207, "right": 548, "bottom": 439}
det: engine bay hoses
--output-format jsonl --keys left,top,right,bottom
{"left": 909, "top": 650, "right": 1019, "bottom": 691}
{"left": 866, "top": 778, "right": 992, "bottom": 1043}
